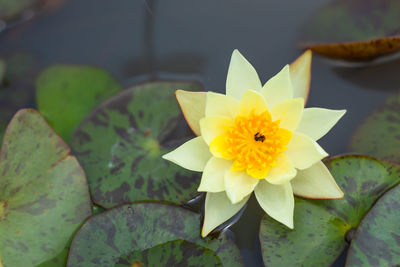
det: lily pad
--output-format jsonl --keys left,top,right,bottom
{"left": 0, "top": 109, "right": 92, "bottom": 266}
{"left": 299, "top": 0, "right": 400, "bottom": 61}
{"left": 36, "top": 65, "right": 123, "bottom": 142}
{"left": 259, "top": 155, "right": 400, "bottom": 266}
{"left": 349, "top": 93, "right": 400, "bottom": 164}
{"left": 0, "top": 0, "right": 36, "bottom": 20}
{"left": 115, "top": 240, "right": 222, "bottom": 267}
{"left": 70, "top": 81, "right": 203, "bottom": 208}
{"left": 346, "top": 183, "right": 400, "bottom": 266}
{"left": 0, "top": 52, "right": 38, "bottom": 141}
{"left": 67, "top": 202, "right": 243, "bottom": 267}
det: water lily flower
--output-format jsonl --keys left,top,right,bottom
{"left": 163, "top": 49, "right": 345, "bottom": 237}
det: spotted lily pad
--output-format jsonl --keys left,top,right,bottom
{"left": 349, "top": 93, "right": 400, "bottom": 164}
{"left": 0, "top": 52, "right": 38, "bottom": 141}
{"left": 67, "top": 202, "right": 243, "bottom": 267}
{"left": 36, "top": 65, "right": 123, "bottom": 142}
{"left": 0, "top": 109, "right": 92, "bottom": 266}
{"left": 346, "top": 183, "right": 400, "bottom": 266}
{"left": 299, "top": 0, "right": 400, "bottom": 61}
{"left": 70, "top": 81, "right": 203, "bottom": 208}
{"left": 115, "top": 239, "right": 222, "bottom": 267}
{"left": 259, "top": 155, "right": 400, "bottom": 266}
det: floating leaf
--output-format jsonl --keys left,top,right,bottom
{"left": 346, "top": 184, "right": 400, "bottom": 266}
{"left": 70, "top": 81, "right": 203, "bottom": 208}
{"left": 299, "top": 0, "right": 400, "bottom": 61}
{"left": 36, "top": 65, "right": 123, "bottom": 142}
{"left": 0, "top": 109, "right": 92, "bottom": 266}
{"left": 67, "top": 202, "right": 243, "bottom": 267}
{"left": 349, "top": 93, "right": 400, "bottom": 164}
{"left": 115, "top": 240, "right": 222, "bottom": 267}
{"left": 259, "top": 155, "right": 400, "bottom": 266}
{"left": 0, "top": 52, "right": 38, "bottom": 141}
{"left": 0, "top": 0, "right": 36, "bottom": 20}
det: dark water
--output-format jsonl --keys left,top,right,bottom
{"left": 0, "top": 0, "right": 398, "bottom": 266}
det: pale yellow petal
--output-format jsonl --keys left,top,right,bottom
{"left": 296, "top": 108, "right": 346, "bottom": 141}
{"left": 238, "top": 90, "right": 269, "bottom": 117}
{"left": 175, "top": 90, "right": 206, "bottom": 136}
{"left": 254, "top": 180, "right": 294, "bottom": 229}
{"left": 205, "top": 92, "right": 239, "bottom": 119}
{"left": 202, "top": 192, "right": 249, "bottom": 237}
{"left": 270, "top": 98, "right": 304, "bottom": 131}
{"left": 224, "top": 170, "right": 259, "bottom": 204}
{"left": 285, "top": 132, "right": 328, "bottom": 170}
{"left": 198, "top": 157, "right": 232, "bottom": 193}
{"left": 260, "top": 65, "right": 293, "bottom": 108}
{"left": 290, "top": 50, "right": 312, "bottom": 103}
{"left": 226, "top": 49, "right": 262, "bottom": 99}
{"left": 199, "top": 116, "right": 234, "bottom": 145}
{"left": 291, "top": 161, "right": 344, "bottom": 199}
{"left": 162, "top": 137, "right": 211, "bottom": 172}
{"left": 265, "top": 153, "right": 297, "bottom": 185}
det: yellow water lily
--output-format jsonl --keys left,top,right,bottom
{"left": 163, "top": 50, "right": 345, "bottom": 237}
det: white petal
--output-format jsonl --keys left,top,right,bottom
{"left": 238, "top": 89, "right": 269, "bottom": 117}
{"left": 296, "top": 108, "right": 346, "bottom": 141}
{"left": 285, "top": 132, "right": 328, "bottom": 170}
{"left": 291, "top": 161, "right": 344, "bottom": 199}
{"left": 162, "top": 137, "right": 211, "bottom": 172}
{"left": 205, "top": 92, "right": 239, "bottom": 119}
{"left": 226, "top": 49, "right": 262, "bottom": 99}
{"left": 202, "top": 192, "right": 249, "bottom": 237}
{"left": 260, "top": 65, "right": 293, "bottom": 108}
{"left": 198, "top": 157, "right": 232, "bottom": 193}
{"left": 254, "top": 180, "right": 294, "bottom": 229}
{"left": 265, "top": 153, "right": 297, "bottom": 185}
{"left": 270, "top": 98, "right": 304, "bottom": 131}
{"left": 199, "top": 116, "right": 234, "bottom": 145}
{"left": 224, "top": 170, "right": 259, "bottom": 204}
{"left": 175, "top": 90, "right": 206, "bottom": 136}
{"left": 290, "top": 50, "right": 312, "bottom": 102}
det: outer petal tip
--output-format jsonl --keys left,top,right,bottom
{"left": 290, "top": 50, "right": 312, "bottom": 103}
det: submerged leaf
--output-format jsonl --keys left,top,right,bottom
{"left": 259, "top": 155, "right": 400, "bottom": 266}
{"left": 36, "top": 65, "right": 122, "bottom": 142}
{"left": 0, "top": 109, "right": 92, "bottom": 266}
{"left": 70, "top": 81, "right": 203, "bottom": 208}
{"left": 299, "top": 0, "right": 400, "bottom": 61}
{"left": 67, "top": 202, "right": 243, "bottom": 267}
{"left": 349, "top": 93, "right": 400, "bottom": 164}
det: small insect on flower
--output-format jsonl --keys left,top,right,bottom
{"left": 163, "top": 49, "right": 346, "bottom": 237}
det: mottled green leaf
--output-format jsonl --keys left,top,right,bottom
{"left": 36, "top": 65, "right": 123, "bottom": 142}
{"left": 67, "top": 202, "right": 243, "bottom": 267}
{"left": 349, "top": 93, "right": 400, "bottom": 164}
{"left": 70, "top": 81, "right": 203, "bottom": 208}
{"left": 299, "top": 0, "right": 400, "bottom": 60}
{"left": 115, "top": 239, "right": 222, "bottom": 267}
{"left": 346, "top": 183, "right": 400, "bottom": 266}
{"left": 0, "top": 109, "right": 92, "bottom": 267}
{"left": 0, "top": 53, "right": 38, "bottom": 141}
{"left": 259, "top": 155, "right": 400, "bottom": 266}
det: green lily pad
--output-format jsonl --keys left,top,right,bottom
{"left": 0, "top": 109, "right": 92, "bottom": 266}
{"left": 115, "top": 239, "right": 222, "bottom": 267}
{"left": 346, "top": 183, "right": 400, "bottom": 266}
{"left": 36, "top": 65, "right": 123, "bottom": 142}
{"left": 299, "top": 0, "right": 400, "bottom": 61}
{"left": 67, "top": 202, "right": 243, "bottom": 267}
{"left": 259, "top": 155, "right": 400, "bottom": 266}
{"left": 0, "top": 0, "right": 36, "bottom": 20}
{"left": 70, "top": 81, "right": 203, "bottom": 208}
{"left": 0, "top": 52, "right": 38, "bottom": 141}
{"left": 349, "top": 93, "right": 400, "bottom": 164}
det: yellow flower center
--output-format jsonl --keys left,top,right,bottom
{"left": 210, "top": 110, "right": 292, "bottom": 179}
